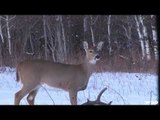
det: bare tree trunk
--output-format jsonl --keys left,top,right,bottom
{"left": 46, "top": 19, "right": 56, "bottom": 62}
{"left": 151, "top": 15, "right": 158, "bottom": 60}
{"left": 107, "top": 15, "right": 112, "bottom": 56}
{"left": 83, "top": 16, "right": 89, "bottom": 45}
{"left": 59, "top": 16, "right": 67, "bottom": 63}
{"left": 0, "top": 18, "right": 4, "bottom": 43}
{"left": 57, "top": 30, "right": 63, "bottom": 62}
{"left": 90, "top": 26, "right": 95, "bottom": 46}
{"left": 23, "top": 17, "right": 40, "bottom": 55}
{"left": 0, "top": 43, "right": 2, "bottom": 66}
{"left": 134, "top": 15, "right": 145, "bottom": 60}
{"left": 29, "top": 34, "right": 34, "bottom": 54}
{"left": 90, "top": 16, "right": 95, "bottom": 47}
{"left": 43, "top": 15, "right": 48, "bottom": 60}
{"left": 49, "top": 38, "right": 56, "bottom": 62}
{"left": 122, "top": 19, "right": 133, "bottom": 65}
{"left": 55, "top": 16, "right": 64, "bottom": 63}
{"left": 6, "top": 15, "right": 12, "bottom": 55}
{"left": 139, "top": 15, "right": 151, "bottom": 60}
{"left": 83, "top": 16, "right": 88, "bottom": 32}
{"left": 23, "top": 31, "right": 31, "bottom": 54}
{"left": 54, "top": 15, "right": 68, "bottom": 63}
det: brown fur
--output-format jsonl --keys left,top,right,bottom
{"left": 14, "top": 41, "right": 104, "bottom": 105}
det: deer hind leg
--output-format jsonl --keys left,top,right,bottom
{"left": 14, "top": 87, "right": 31, "bottom": 105}
{"left": 27, "top": 87, "right": 39, "bottom": 105}
{"left": 14, "top": 84, "right": 38, "bottom": 105}
{"left": 69, "top": 90, "right": 77, "bottom": 105}
{"left": 14, "top": 90, "right": 23, "bottom": 105}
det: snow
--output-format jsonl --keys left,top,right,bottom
{"left": 0, "top": 67, "right": 158, "bottom": 105}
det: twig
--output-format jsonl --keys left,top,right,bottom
{"left": 41, "top": 85, "right": 55, "bottom": 105}
{"left": 26, "top": 52, "right": 34, "bottom": 55}
{"left": 97, "top": 87, "right": 107, "bottom": 101}
{"left": 119, "top": 55, "right": 128, "bottom": 60}
{"left": 92, "top": 16, "right": 99, "bottom": 25}
{"left": 9, "top": 15, "right": 16, "bottom": 21}
{"left": 0, "top": 16, "right": 6, "bottom": 20}
{"left": 150, "top": 91, "right": 153, "bottom": 105}
{"left": 107, "top": 86, "right": 126, "bottom": 104}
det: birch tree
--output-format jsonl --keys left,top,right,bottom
{"left": 46, "top": 17, "right": 56, "bottom": 62}
{"left": 90, "top": 16, "right": 95, "bottom": 46}
{"left": 122, "top": 17, "right": 133, "bottom": 63}
{"left": 23, "top": 16, "right": 40, "bottom": 55}
{"left": 134, "top": 15, "right": 145, "bottom": 60}
{"left": 0, "top": 17, "right": 4, "bottom": 43}
{"left": 90, "top": 16, "right": 99, "bottom": 46}
{"left": 6, "top": 15, "right": 12, "bottom": 55}
{"left": 59, "top": 15, "right": 67, "bottom": 62}
{"left": 83, "top": 16, "right": 88, "bottom": 32}
{"left": 43, "top": 15, "right": 48, "bottom": 60}
{"left": 83, "top": 15, "right": 90, "bottom": 45}
{"left": 54, "top": 15, "right": 66, "bottom": 63}
{"left": 107, "top": 15, "right": 112, "bottom": 56}
{"left": 0, "top": 15, "right": 16, "bottom": 55}
{"left": 151, "top": 15, "right": 158, "bottom": 60}
{"left": 139, "top": 15, "right": 151, "bottom": 60}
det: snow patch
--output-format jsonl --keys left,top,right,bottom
{"left": 0, "top": 67, "right": 158, "bottom": 105}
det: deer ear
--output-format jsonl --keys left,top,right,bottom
{"left": 97, "top": 41, "right": 104, "bottom": 51}
{"left": 83, "top": 41, "right": 88, "bottom": 50}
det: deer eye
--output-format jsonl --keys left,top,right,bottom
{"left": 89, "top": 50, "right": 93, "bottom": 53}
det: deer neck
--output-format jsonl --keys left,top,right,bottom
{"left": 82, "top": 57, "right": 96, "bottom": 78}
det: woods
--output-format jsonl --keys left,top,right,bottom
{"left": 0, "top": 15, "right": 158, "bottom": 73}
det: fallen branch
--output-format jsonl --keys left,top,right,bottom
{"left": 81, "top": 87, "right": 112, "bottom": 105}
{"left": 41, "top": 85, "right": 55, "bottom": 105}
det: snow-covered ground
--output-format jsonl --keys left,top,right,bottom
{"left": 0, "top": 67, "right": 158, "bottom": 105}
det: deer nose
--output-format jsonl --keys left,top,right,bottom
{"left": 95, "top": 55, "right": 100, "bottom": 59}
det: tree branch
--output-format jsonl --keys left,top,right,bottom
{"left": 97, "top": 87, "right": 107, "bottom": 101}
{"left": 81, "top": 87, "right": 112, "bottom": 105}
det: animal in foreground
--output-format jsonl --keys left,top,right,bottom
{"left": 15, "top": 41, "right": 104, "bottom": 105}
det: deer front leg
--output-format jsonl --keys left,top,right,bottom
{"left": 69, "top": 90, "right": 77, "bottom": 105}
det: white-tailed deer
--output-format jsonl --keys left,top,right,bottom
{"left": 15, "top": 41, "right": 104, "bottom": 105}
